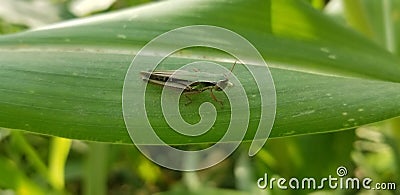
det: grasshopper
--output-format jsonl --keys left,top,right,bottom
{"left": 140, "top": 61, "right": 236, "bottom": 105}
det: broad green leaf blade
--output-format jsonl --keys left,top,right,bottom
{"left": 0, "top": 0, "right": 400, "bottom": 144}
{"left": 270, "top": 0, "right": 400, "bottom": 82}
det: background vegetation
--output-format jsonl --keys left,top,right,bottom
{"left": 0, "top": 0, "right": 399, "bottom": 194}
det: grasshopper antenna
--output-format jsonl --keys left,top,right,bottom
{"left": 230, "top": 61, "right": 237, "bottom": 72}
{"left": 224, "top": 60, "right": 237, "bottom": 78}
{"left": 221, "top": 61, "right": 238, "bottom": 89}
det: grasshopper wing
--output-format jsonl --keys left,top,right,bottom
{"left": 140, "top": 71, "right": 193, "bottom": 90}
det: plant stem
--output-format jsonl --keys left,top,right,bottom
{"left": 84, "top": 142, "right": 108, "bottom": 195}
{"left": 48, "top": 136, "right": 72, "bottom": 191}
{"left": 382, "top": 0, "right": 396, "bottom": 53}
{"left": 11, "top": 132, "right": 48, "bottom": 180}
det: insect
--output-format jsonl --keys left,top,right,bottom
{"left": 140, "top": 61, "right": 237, "bottom": 105}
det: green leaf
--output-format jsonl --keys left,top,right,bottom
{"left": 349, "top": 0, "right": 400, "bottom": 54}
{"left": 0, "top": 0, "right": 399, "bottom": 144}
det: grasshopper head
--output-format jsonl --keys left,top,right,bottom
{"left": 215, "top": 79, "right": 233, "bottom": 91}
{"left": 215, "top": 61, "right": 236, "bottom": 91}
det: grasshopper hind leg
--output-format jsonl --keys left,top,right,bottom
{"left": 184, "top": 94, "right": 193, "bottom": 106}
{"left": 183, "top": 90, "right": 202, "bottom": 106}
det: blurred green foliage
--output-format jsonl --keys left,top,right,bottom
{"left": 0, "top": 19, "right": 27, "bottom": 34}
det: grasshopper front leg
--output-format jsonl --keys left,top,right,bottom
{"left": 209, "top": 88, "right": 223, "bottom": 106}
{"left": 183, "top": 87, "right": 223, "bottom": 107}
